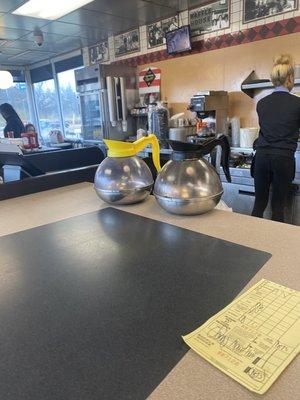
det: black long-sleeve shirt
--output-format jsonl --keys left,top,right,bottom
{"left": 255, "top": 91, "right": 300, "bottom": 156}
{"left": 3, "top": 116, "right": 25, "bottom": 138}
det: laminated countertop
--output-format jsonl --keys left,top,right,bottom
{"left": 0, "top": 183, "right": 299, "bottom": 400}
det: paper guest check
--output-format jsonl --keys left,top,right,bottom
{"left": 183, "top": 279, "right": 300, "bottom": 394}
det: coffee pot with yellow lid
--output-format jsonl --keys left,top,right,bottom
{"left": 94, "top": 134, "right": 161, "bottom": 205}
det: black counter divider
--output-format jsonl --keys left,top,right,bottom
{"left": 0, "top": 165, "right": 98, "bottom": 200}
{"left": 0, "top": 147, "right": 104, "bottom": 200}
{"left": 0, "top": 208, "right": 271, "bottom": 400}
{"left": 22, "top": 146, "right": 104, "bottom": 174}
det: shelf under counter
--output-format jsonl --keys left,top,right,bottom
{"left": 0, "top": 146, "right": 105, "bottom": 200}
{"left": 219, "top": 166, "right": 300, "bottom": 225}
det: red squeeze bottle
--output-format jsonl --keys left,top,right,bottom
{"left": 21, "top": 133, "right": 32, "bottom": 149}
{"left": 33, "top": 131, "right": 39, "bottom": 148}
{"left": 29, "top": 132, "right": 39, "bottom": 148}
{"left": 6, "top": 131, "right": 14, "bottom": 138}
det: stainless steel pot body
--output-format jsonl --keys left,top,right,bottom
{"left": 94, "top": 156, "right": 153, "bottom": 205}
{"left": 154, "top": 158, "right": 223, "bottom": 215}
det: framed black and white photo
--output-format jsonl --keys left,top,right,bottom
{"left": 244, "top": 0, "right": 298, "bottom": 23}
{"left": 147, "top": 15, "right": 179, "bottom": 49}
{"left": 88, "top": 41, "right": 110, "bottom": 65}
{"left": 114, "top": 29, "right": 140, "bottom": 57}
{"left": 189, "top": 0, "right": 230, "bottom": 37}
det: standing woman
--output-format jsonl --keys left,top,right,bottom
{"left": 252, "top": 54, "right": 300, "bottom": 222}
{"left": 0, "top": 103, "right": 25, "bottom": 138}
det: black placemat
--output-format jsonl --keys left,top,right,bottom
{"left": 0, "top": 208, "right": 271, "bottom": 400}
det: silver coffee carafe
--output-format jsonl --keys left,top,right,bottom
{"left": 154, "top": 135, "right": 231, "bottom": 215}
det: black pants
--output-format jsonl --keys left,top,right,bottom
{"left": 252, "top": 153, "right": 295, "bottom": 222}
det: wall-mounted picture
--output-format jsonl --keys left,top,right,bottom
{"left": 244, "top": 0, "right": 297, "bottom": 23}
{"left": 114, "top": 29, "right": 140, "bottom": 57}
{"left": 189, "top": 0, "right": 230, "bottom": 37}
{"left": 147, "top": 15, "right": 179, "bottom": 49}
{"left": 88, "top": 41, "right": 109, "bottom": 65}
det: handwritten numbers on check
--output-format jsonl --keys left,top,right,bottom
{"left": 183, "top": 280, "right": 300, "bottom": 394}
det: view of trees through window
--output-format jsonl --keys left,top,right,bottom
{"left": 34, "top": 69, "right": 81, "bottom": 141}
{"left": 34, "top": 79, "right": 62, "bottom": 140}
{"left": 58, "top": 69, "right": 82, "bottom": 140}
{"left": 0, "top": 83, "right": 30, "bottom": 137}
{"left": 0, "top": 66, "right": 82, "bottom": 140}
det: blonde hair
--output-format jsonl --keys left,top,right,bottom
{"left": 270, "top": 54, "right": 294, "bottom": 87}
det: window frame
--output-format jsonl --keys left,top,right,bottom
{"left": 27, "top": 50, "right": 83, "bottom": 140}
{"left": 0, "top": 65, "right": 34, "bottom": 133}
{"left": 0, "top": 51, "right": 83, "bottom": 140}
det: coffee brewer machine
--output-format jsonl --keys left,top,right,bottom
{"left": 189, "top": 91, "right": 229, "bottom": 136}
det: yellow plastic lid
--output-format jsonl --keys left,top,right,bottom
{"left": 104, "top": 134, "right": 161, "bottom": 172}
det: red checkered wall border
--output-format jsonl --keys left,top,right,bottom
{"left": 113, "top": 17, "right": 300, "bottom": 68}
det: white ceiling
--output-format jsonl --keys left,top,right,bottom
{"left": 0, "top": 0, "right": 206, "bottom": 66}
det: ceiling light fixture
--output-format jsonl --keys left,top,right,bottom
{"left": 0, "top": 70, "right": 14, "bottom": 90}
{"left": 13, "top": 0, "right": 94, "bottom": 20}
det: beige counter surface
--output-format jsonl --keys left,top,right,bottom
{"left": 0, "top": 183, "right": 299, "bottom": 400}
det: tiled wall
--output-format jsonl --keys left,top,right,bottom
{"left": 82, "top": 1, "right": 300, "bottom": 127}
{"left": 83, "top": 0, "right": 300, "bottom": 66}
{"left": 144, "top": 33, "right": 300, "bottom": 127}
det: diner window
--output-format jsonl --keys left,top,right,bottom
{"left": 0, "top": 82, "right": 30, "bottom": 137}
{"left": 57, "top": 68, "right": 82, "bottom": 140}
{"left": 33, "top": 79, "right": 62, "bottom": 141}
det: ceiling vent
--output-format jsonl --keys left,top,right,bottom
{"left": 0, "top": 39, "right": 11, "bottom": 47}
